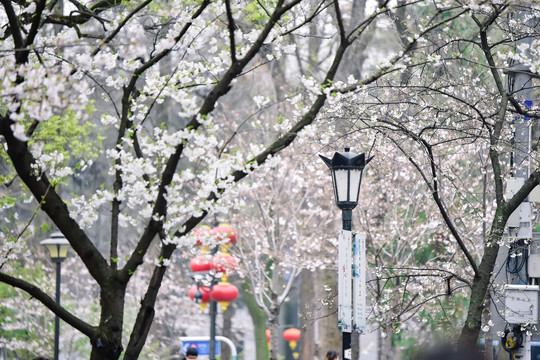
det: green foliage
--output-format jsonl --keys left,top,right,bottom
{"left": 242, "top": 1, "right": 271, "bottom": 24}
{"left": 241, "top": 280, "right": 269, "bottom": 360}
{"left": 391, "top": 293, "right": 469, "bottom": 359}
{"left": 0, "top": 104, "right": 100, "bottom": 189}
{"left": 30, "top": 104, "right": 100, "bottom": 160}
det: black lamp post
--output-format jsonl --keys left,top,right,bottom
{"left": 191, "top": 275, "right": 219, "bottom": 360}
{"left": 320, "top": 147, "right": 371, "bottom": 360}
{"left": 40, "top": 232, "right": 70, "bottom": 360}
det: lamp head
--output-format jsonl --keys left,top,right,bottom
{"left": 40, "top": 232, "right": 70, "bottom": 262}
{"left": 193, "top": 288, "right": 203, "bottom": 303}
{"left": 319, "top": 147, "right": 372, "bottom": 210}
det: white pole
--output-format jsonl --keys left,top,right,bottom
{"left": 180, "top": 336, "right": 238, "bottom": 360}
{"left": 524, "top": 332, "right": 531, "bottom": 360}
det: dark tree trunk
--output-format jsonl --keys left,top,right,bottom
{"left": 459, "top": 223, "right": 505, "bottom": 349}
{"left": 90, "top": 281, "right": 126, "bottom": 360}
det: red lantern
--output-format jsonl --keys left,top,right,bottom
{"left": 189, "top": 285, "right": 210, "bottom": 310}
{"left": 190, "top": 257, "right": 213, "bottom": 273}
{"left": 265, "top": 329, "right": 271, "bottom": 348}
{"left": 283, "top": 328, "right": 301, "bottom": 351}
{"left": 212, "top": 223, "right": 237, "bottom": 245}
{"left": 210, "top": 282, "right": 239, "bottom": 311}
{"left": 210, "top": 253, "right": 238, "bottom": 274}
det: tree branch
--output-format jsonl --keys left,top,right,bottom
{"left": 23, "top": 0, "right": 47, "bottom": 53}
{"left": 0, "top": 116, "right": 110, "bottom": 284}
{"left": 91, "top": 0, "right": 154, "bottom": 57}
{"left": 224, "top": 0, "right": 237, "bottom": 63}
{"left": 423, "top": 141, "right": 480, "bottom": 277}
{"left": 0, "top": 272, "right": 96, "bottom": 339}
{"left": 0, "top": 0, "right": 24, "bottom": 62}
{"left": 119, "top": 0, "right": 303, "bottom": 282}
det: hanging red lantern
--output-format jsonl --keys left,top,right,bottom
{"left": 210, "top": 253, "right": 238, "bottom": 274}
{"left": 212, "top": 223, "right": 237, "bottom": 247}
{"left": 190, "top": 257, "right": 213, "bottom": 273}
{"left": 283, "top": 328, "right": 301, "bottom": 351}
{"left": 210, "top": 281, "right": 239, "bottom": 311}
{"left": 189, "top": 285, "right": 211, "bottom": 310}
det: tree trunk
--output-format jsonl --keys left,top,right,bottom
{"left": 378, "top": 325, "right": 393, "bottom": 360}
{"left": 241, "top": 281, "right": 269, "bottom": 360}
{"left": 89, "top": 283, "right": 126, "bottom": 360}
{"left": 300, "top": 270, "right": 315, "bottom": 360}
{"left": 269, "top": 301, "right": 280, "bottom": 360}
{"left": 482, "top": 295, "right": 494, "bottom": 360}
{"left": 300, "top": 269, "right": 340, "bottom": 360}
{"left": 459, "top": 222, "right": 505, "bottom": 349}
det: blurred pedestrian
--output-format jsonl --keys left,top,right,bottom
{"left": 185, "top": 346, "right": 198, "bottom": 359}
{"left": 326, "top": 349, "right": 340, "bottom": 360}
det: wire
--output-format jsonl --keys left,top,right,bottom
{"left": 501, "top": 325, "right": 524, "bottom": 354}
{"left": 506, "top": 239, "right": 529, "bottom": 284}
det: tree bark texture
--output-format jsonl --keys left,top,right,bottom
{"left": 89, "top": 282, "right": 127, "bottom": 360}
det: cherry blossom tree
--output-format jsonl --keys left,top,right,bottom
{"left": 0, "top": 0, "right": 443, "bottom": 358}
{"left": 229, "top": 146, "right": 336, "bottom": 360}
{"left": 359, "top": 141, "right": 474, "bottom": 359}
{"left": 306, "top": 0, "right": 540, "bottom": 354}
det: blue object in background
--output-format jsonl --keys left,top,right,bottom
{"left": 182, "top": 340, "right": 221, "bottom": 356}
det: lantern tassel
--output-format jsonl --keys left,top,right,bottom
{"left": 220, "top": 301, "right": 230, "bottom": 311}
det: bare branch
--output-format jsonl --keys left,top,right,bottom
{"left": 0, "top": 272, "right": 95, "bottom": 338}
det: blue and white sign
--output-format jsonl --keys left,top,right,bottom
{"left": 338, "top": 230, "right": 353, "bottom": 332}
{"left": 352, "top": 233, "right": 366, "bottom": 333}
{"left": 182, "top": 340, "right": 221, "bottom": 356}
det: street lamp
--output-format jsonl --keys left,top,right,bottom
{"left": 40, "top": 231, "right": 70, "bottom": 360}
{"left": 320, "top": 147, "right": 371, "bottom": 360}
{"left": 189, "top": 225, "right": 239, "bottom": 360}
{"left": 320, "top": 147, "right": 372, "bottom": 230}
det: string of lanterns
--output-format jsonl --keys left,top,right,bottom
{"left": 188, "top": 224, "right": 239, "bottom": 310}
{"left": 189, "top": 224, "right": 303, "bottom": 359}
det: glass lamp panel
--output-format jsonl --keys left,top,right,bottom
{"left": 349, "top": 170, "right": 362, "bottom": 203}
{"left": 333, "top": 169, "right": 349, "bottom": 203}
{"left": 58, "top": 244, "right": 70, "bottom": 259}
{"left": 44, "top": 244, "right": 60, "bottom": 258}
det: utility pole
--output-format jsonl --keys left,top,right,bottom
{"left": 501, "top": 7, "right": 539, "bottom": 360}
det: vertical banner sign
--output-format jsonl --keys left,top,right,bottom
{"left": 338, "top": 230, "right": 353, "bottom": 332}
{"left": 352, "top": 233, "right": 366, "bottom": 333}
